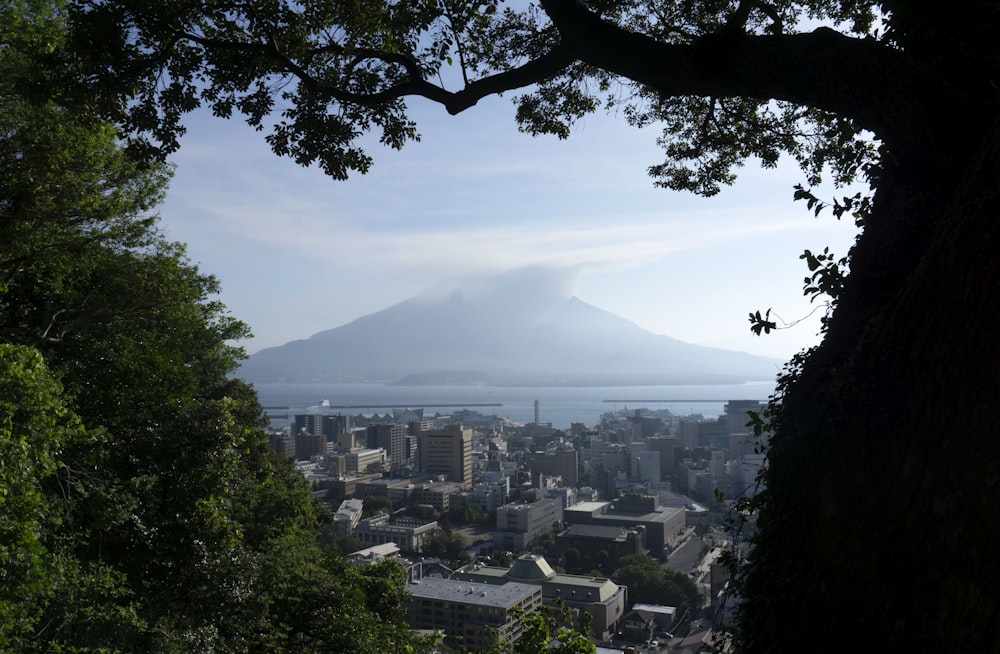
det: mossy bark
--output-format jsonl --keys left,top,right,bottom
{"left": 738, "top": 117, "right": 1000, "bottom": 652}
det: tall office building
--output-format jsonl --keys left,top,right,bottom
{"left": 524, "top": 447, "right": 579, "bottom": 487}
{"left": 418, "top": 425, "right": 473, "bottom": 487}
{"left": 294, "top": 413, "right": 351, "bottom": 443}
{"left": 367, "top": 423, "right": 409, "bottom": 471}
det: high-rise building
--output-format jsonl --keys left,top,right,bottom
{"left": 294, "top": 413, "right": 351, "bottom": 443}
{"left": 525, "top": 447, "right": 579, "bottom": 487}
{"left": 418, "top": 425, "right": 473, "bottom": 487}
{"left": 367, "top": 423, "right": 409, "bottom": 471}
{"left": 295, "top": 430, "right": 328, "bottom": 460}
{"left": 724, "top": 400, "right": 766, "bottom": 436}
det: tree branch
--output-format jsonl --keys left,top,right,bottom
{"left": 537, "top": 0, "right": 972, "bottom": 157}
{"left": 176, "top": 29, "right": 575, "bottom": 115}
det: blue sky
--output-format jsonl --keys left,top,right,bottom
{"left": 159, "top": 92, "right": 860, "bottom": 360}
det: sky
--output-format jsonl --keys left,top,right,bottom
{"left": 159, "top": 92, "right": 861, "bottom": 361}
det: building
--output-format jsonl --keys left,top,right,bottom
{"left": 345, "top": 448, "right": 384, "bottom": 474}
{"left": 418, "top": 425, "right": 473, "bottom": 487}
{"left": 367, "top": 423, "right": 410, "bottom": 471}
{"left": 678, "top": 417, "right": 728, "bottom": 450}
{"left": 405, "top": 577, "right": 543, "bottom": 652}
{"left": 645, "top": 436, "right": 680, "bottom": 482}
{"left": 354, "top": 476, "right": 416, "bottom": 507}
{"left": 353, "top": 513, "right": 438, "bottom": 553}
{"left": 268, "top": 430, "right": 295, "bottom": 458}
{"left": 295, "top": 430, "right": 328, "bottom": 460}
{"left": 551, "top": 523, "right": 646, "bottom": 575}
{"left": 294, "top": 413, "right": 351, "bottom": 442}
{"left": 633, "top": 450, "right": 662, "bottom": 485}
{"left": 494, "top": 497, "right": 563, "bottom": 551}
{"left": 332, "top": 497, "right": 364, "bottom": 534}
{"left": 564, "top": 492, "right": 686, "bottom": 552}
{"left": 452, "top": 554, "right": 628, "bottom": 641}
{"left": 524, "top": 447, "right": 579, "bottom": 487}
{"left": 724, "top": 400, "right": 766, "bottom": 436}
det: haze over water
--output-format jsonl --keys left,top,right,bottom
{"left": 254, "top": 381, "right": 776, "bottom": 430}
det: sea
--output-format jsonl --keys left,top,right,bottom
{"left": 252, "top": 381, "right": 777, "bottom": 430}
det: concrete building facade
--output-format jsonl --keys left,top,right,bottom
{"left": 405, "top": 577, "right": 543, "bottom": 652}
{"left": 353, "top": 513, "right": 438, "bottom": 553}
{"left": 418, "top": 425, "right": 473, "bottom": 487}
{"left": 494, "top": 497, "right": 564, "bottom": 551}
{"left": 452, "top": 554, "right": 628, "bottom": 641}
{"left": 564, "top": 492, "right": 686, "bottom": 552}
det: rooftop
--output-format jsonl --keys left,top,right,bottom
{"left": 508, "top": 554, "right": 557, "bottom": 581}
{"left": 406, "top": 577, "right": 539, "bottom": 609}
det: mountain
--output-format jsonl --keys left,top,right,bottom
{"left": 238, "top": 278, "right": 782, "bottom": 386}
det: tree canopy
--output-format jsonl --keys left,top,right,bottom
{"left": 615, "top": 554, "right": 701, "bottom": 614}
{"left": 1, "top": 4, "right": 436, "bottom": 651}
{"left": 25, "top": 0, "right": 1000, "bottom": 651}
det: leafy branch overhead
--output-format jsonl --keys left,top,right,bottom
{"left": 67, "top": 0, "right": 977, "bottom": 193}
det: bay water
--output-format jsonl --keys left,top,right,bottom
{"left": 252, "top": 381, "right": 776, "bottom": 430}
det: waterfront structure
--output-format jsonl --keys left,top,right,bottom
{"left": 405, "top": 577, "right": 543, "bottom": 651}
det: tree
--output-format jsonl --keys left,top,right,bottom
{"left": 485, "top": 602, "right": 595, "bottom": 654}
{"left": 2, "top": 6, "right": 435, "bottom": 652}
{"left": 58, "top": 1, "right": 999, "bottom": 651}
{"left": 0, "top": 345, "right": 145, "bottom": 652}
{"left": 615, "top": 554, "right": 701, "bottom": 613}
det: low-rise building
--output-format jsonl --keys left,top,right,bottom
{"left": 551, "top": 523, "right": 645, "bottom": 574}
{"left": 494, "top": 497, "right": 563, "bottom": 551}
{"left": 332, "top": 497, "right": 364, "bottom": 534}
{"left": 405, "top": 577, "right": 543, "bottom": 652}
{"left": 353, "top": 513, "right": 437, "bottom": 553}
{"left": 412, "top": 480, "right": 464, "bottom": 512}
{"left": 452, "top": 554, "right": 627, "bottom": 641}
{"left": 564, "top": 492, "right": 685, "bottom": 552}
{"left": 346, "top": 448, "right": 385, "bottom": 474}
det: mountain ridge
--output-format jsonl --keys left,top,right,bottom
{"left": 238, "top": 290, "right": 782, "bottom": 386}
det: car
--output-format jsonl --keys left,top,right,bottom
{"left": 642, "top": 640, "right": 659, "bottom": 649}
{"left": 623, "top": 647, "right": 637, "bottom": 654}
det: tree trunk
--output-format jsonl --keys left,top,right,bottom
{"left": 739, "top": 117, "right": 1000, "bottom": 651}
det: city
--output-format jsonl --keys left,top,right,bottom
{"left": 270, "top": 400, "right": 768, "bottom": 652}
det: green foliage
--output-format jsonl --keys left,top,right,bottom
{"left": 485, "top": 602, "right": 595, "bottom": 654}
{"left": 615, "top": 554, "right": 701, "bottom": 613}
{"left": 0, "top": 345, "right": 143, "bottom": 651}
{"left": 60, "top": 0, "right": 899, "bottom": 195}
{"left": 425, "top": 528, "right": 468, "bottom": 560}
{"left": 362, "top": 495, "right": 394, "bottom": 517}
{"left": 1, "top": 5, "right": 433, "bottom": 652}
{"left": 30, "top": 1, "right": 1000, "bottom": 651}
